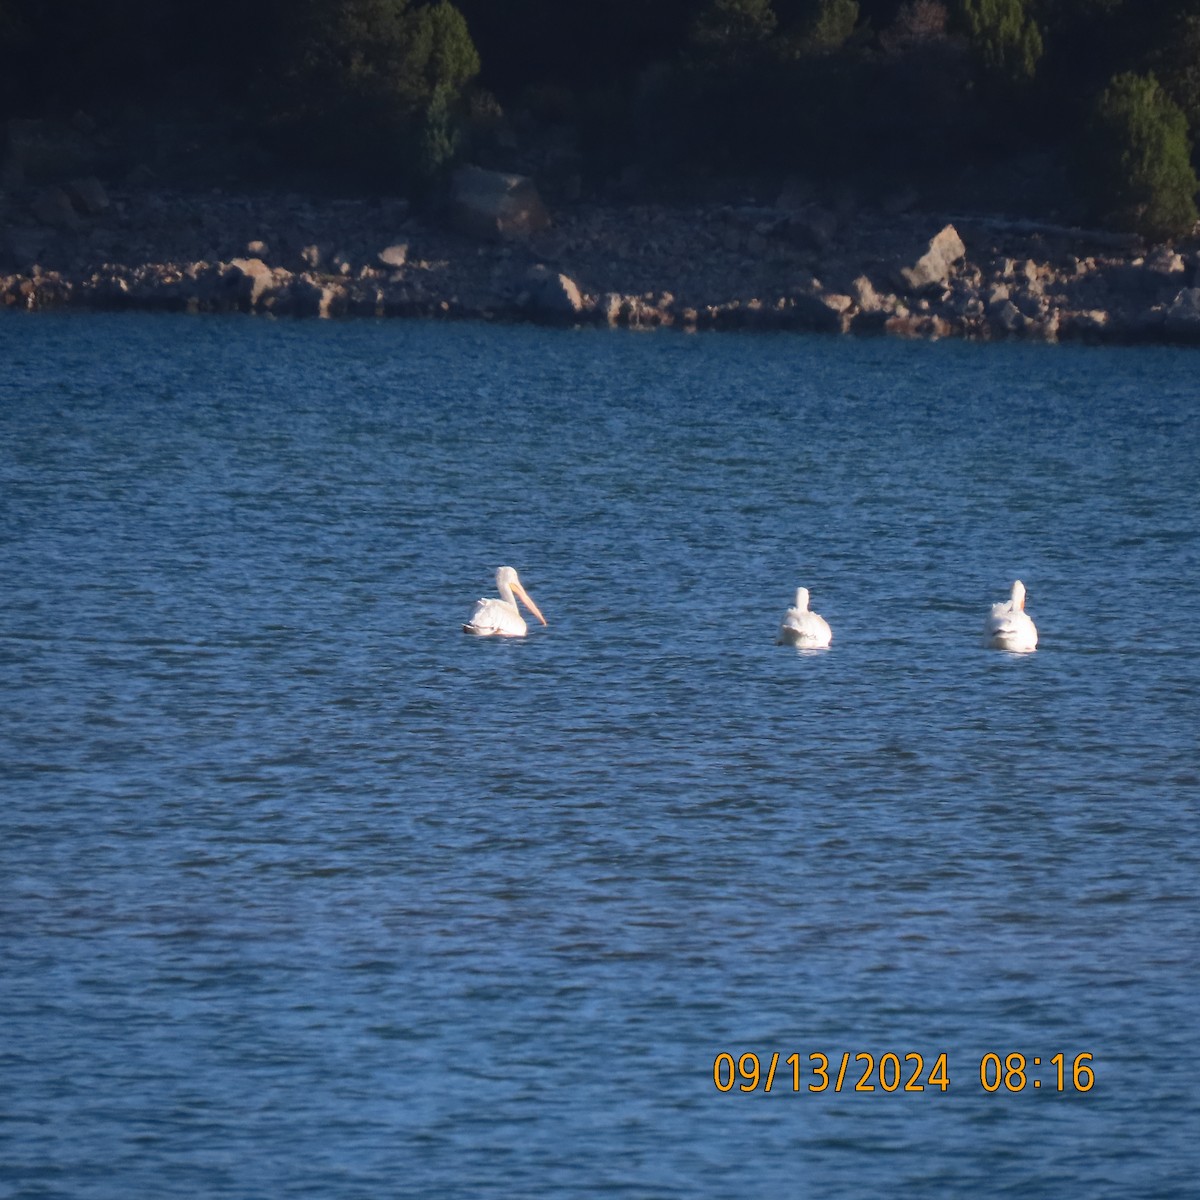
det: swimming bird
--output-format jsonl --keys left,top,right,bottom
{"left": 463, "top": 566, "right": 547, "bottom": 637}
{"left": 777, "top": 586, "right": 832, "bottom": 648}
{"left": 984, "top": 579, "right": 1038, "bottom": 652}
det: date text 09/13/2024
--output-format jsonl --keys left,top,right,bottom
{"left": 713, "top": 1051, "right": 1096, "bottom": 1094}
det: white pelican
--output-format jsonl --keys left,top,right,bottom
{"left": 777, "top": 586, "right": 832, "bottom": 648}
{"left": 463, "top": 566, "right": 547, "bottom": 637}
{"left": 984, "top": 579, "right": 1038, "bottom": 652}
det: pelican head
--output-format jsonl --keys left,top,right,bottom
{"left": 793, "top": 587, "right": 811, "bottom": 612}
{"left": 497, "top": 565, "right": 547, "bottom": 626}
{"left": 1011, "top": 579, "right": 1026, "bottom": 611}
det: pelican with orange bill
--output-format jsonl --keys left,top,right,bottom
{"left": 463, "top": 566, "right": 547, "bottom": 637}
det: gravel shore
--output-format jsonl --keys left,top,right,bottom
{"left": 5, "top": 179, "right": 1200, "bottom": 344}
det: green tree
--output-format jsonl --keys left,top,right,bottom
{"left": 775, "top": 0, "right": 860, "bottom": 51}
{"left": 690, "top": 0, "right": 777, "bottom": 51}
{"left": 414, "top": 83, "right": 461, "bottom": 184}
{"left": 1085, "top": 71, "right": 1198, "bottom": 239}
{"left": 961, "top": 0, "right": 1043, "bottom": 83}
{"left": 805, "top": 0, "right": 860, "bottom": 50}
{"left": 407, "top": 0, "right": 481, "bottom": 98}
{"left": 270, "top": 0, "right": 480, "bottom": 187}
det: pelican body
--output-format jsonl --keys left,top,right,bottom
{"left": 463, "top": 566, "right": 547, "bottom": 637}
{"left": 985, "top": 579, "right": 1038, "bottom": 652}
{"left": 778, "top": 586, "right": 832, "bottom": 648}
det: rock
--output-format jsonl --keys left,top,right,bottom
{"left": 850, "top": 308, "right": 890, "bottom": 335}
{"left": 986, "top": 283, "right": 1010, "bottom": 309}
{"left": 320, "top": 283, "right": 348, "bottom": 317}
{"left": 896, "top": 224, "right": 965, "bottom": 293}
{"left": 1032, "top": 312, "right": 1060, "bottom": 341}
{"left": 181, "top": 262, "right": 224, "bottom": 308}
{"left": 1146, "top": 246, "right": 1186, "bottom": 275}
{"left": 990, "top": 299, "right": 1026, "bottom": 335}
{"left": 1058, "top": 309, "right": 1110, "bottom": 341}
{"left": 1, "top": 226, "right": 48, "bottom": 270}
{"left": 789, "top": 291, "right": 847, "bottom": 333}
{"left": 1100, "top": 261, "right": 1174, "bottom": 303}
{"left": 246, "top": 239, "right": 270, "bottom": 258}
{"left": 1014, "top": 289, "right": 1045, "bottom": 319}
{"left": 31, "top": 186, "right": 83, "bottom": 232}
{"left": 378, "top": 242, "right": 408, "bottom": 268}
{"left": 850, "top": 275, "right": 885, "bottom": 313}
{"left": 449, "top": 166, "right": 550, "bottom": 241}
{"left": 522, "top": 264, "right": 583, "bottom": 318}
{"left": 785, "top": 205, "right": 837, "bottom": 251}
{"left": 273, "top": 275, "right": 349, "bottom": 318}
{"left": 885, "top": 313, "right": 953, "bottom": 339}
{"left": 66, "top": 177, "right": 109, "bottom": 215}
{"left": 623, "top": 292, "right": 674, "bottom": 328}
{"left": 1111, "top": 304, "right": 1167, "bottom": 341}
{"left": 1164, "top": 288, "right": 1200, "bottom": 339}
{"left": 225, "top": 256, "right": 276, "bottom": 308}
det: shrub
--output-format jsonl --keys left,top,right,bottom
{"left": 1085, "top": 71, "right": 1198, "bottom": 240}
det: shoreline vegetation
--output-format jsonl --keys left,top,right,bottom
{"left": 6, "top": 1, "right": 1200, "bottom": 344}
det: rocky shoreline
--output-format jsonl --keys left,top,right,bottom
{"left": 6, "top": 169, "right": 1200, "bottom": 344}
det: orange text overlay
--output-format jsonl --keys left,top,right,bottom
{"left": 713, "top": 1052, "right": 1096, "bottom": 1094}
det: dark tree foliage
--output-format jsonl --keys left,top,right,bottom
{"left": 257, "top": 0, "right": 481, "bottom": 188}
{"left": 691, "top": 0, "right": 778, "bottom": 51}
{"left": 4, "top": 0, "right": 1200, "bottom": 230}
{"left": 1147, "top": 11, "right": 1200, "bottom": 149}
{"left": 453, "top": 0, "right": 694, "bottom": 96}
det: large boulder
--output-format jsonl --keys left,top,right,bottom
{"left": 895, "top": 224, "right": 966, "bottom": 293}
{"left": 31, "top": 186, "right": 82, "bottom": 232}
{"left": 378, "top": 242, "right": 409, "bottom": 268}
{"left": 785, "top": 204, "right": 838, "bottom": 251}
{"left": 449, "top": 166, "right": 550, "bottom": 241}
{"left": 66, "top": 176, "right": 109, "bottom": 216}
{"left": 520, "top": 264, "right": 583, "bottom": 319}
{"left": 224, "top": 256, "right": 277, "bottom": 308}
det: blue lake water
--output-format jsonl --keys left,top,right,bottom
{"left": 2, "top": 313, "right": 1199, "bottom": 1198}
